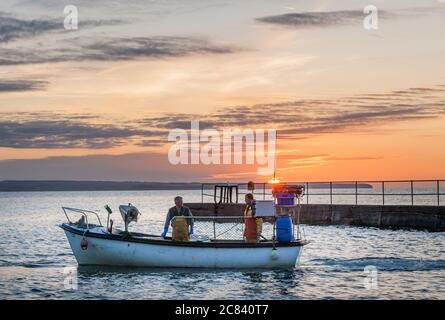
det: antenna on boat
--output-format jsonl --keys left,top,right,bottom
{"left": 268, "top": 129, "right": 280, "bottom": 185}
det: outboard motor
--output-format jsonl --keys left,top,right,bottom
{"left": 119, "top": 203, "right": 141, "bottom": 233}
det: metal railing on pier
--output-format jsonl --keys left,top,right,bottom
{"left": 201, "top": 180, "right": 445, "bottom": 207}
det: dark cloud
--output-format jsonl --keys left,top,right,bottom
{"left": 0, "top": 36, "right": 237, "bottom": 66}
{"left": 0, "top": 115, "right": 164, "bottom": 149}
{"left": 0, "top": 152, "right": 255, "bottom": 181}
{"left": 0, "top": 11, "right": 122, "bottom": 43}
{"left": 82, "top": 36, "right": 236, "bottom": 61}
{"left": 0, "top": 10, "right": 236, "bottom": 66}
{"left": 256, "top": 10, "right": 388, "bottom": 28}
{"left": 136, "top": 139, "right": 165, "bottom": 147}
{"left": 0, "top": 13, "right": 60, "bottom": 42}
{"left": 139, "top": 85, "right": 445, "bottom": 137}
{"left": 0, "top": 79, "right": 48, "bottom": 92}
{"left": 1, "top": 85, "right": 444, "bottom": 149}
{"left": 0, "top": 152, "right": 170, "bottom": 181}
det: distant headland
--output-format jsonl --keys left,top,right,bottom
{"left": 0, "top": 180, "right": 373, "bottom": 192}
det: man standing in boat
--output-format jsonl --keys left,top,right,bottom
{"left": 162, "top": 196, "right": 194, "bottom": 241}
{"left": 243, "top": 193, "right": 263, "bottom": 242}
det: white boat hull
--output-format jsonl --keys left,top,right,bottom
{"left": 63, "top": 226, "right": 305, "bottom": 269}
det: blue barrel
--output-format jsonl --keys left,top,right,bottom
{"left": 276, "top": 216, "right": 293, "bottom": 243}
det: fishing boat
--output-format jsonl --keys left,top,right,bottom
{"left": 60, "top": 194, "right": 308, "bottom": 269}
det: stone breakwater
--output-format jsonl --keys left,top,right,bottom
{"left": 185, "top": 203, "right": 445, "bottom": 232}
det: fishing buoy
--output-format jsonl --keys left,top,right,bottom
{"left": 80, "top": 238, "right": 88, "bottom": 250}
{"left": 271, "top": 248, "right": 279, "bottom": 260}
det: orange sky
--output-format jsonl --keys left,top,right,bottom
{"left": 0, "top": 0, "right": 444, "bottom": 181}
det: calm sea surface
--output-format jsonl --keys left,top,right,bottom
{"left": 0, "top": 190, "right": 444, "bottom": 299}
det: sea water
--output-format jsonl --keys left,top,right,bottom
{"left": 0, "top": 190, "right": 443, "bottom": 299}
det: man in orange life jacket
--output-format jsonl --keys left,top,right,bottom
{"left": 243, "top": 193, "right": 263, "bottom": 242}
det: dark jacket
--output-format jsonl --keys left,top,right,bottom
{"left": 164, "top": 206, "right": 193, "bottom": 229}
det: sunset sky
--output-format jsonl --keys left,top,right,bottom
{"left": 0, "top": 0, "right": 444, "bottom": 182}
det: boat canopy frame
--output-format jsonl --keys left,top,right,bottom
{"left": 62, "top": 206, "right": 103, "bottom": 229}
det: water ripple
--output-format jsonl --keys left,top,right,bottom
{"left": 0, "top": 190, "right": 444, "bottom": 299}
